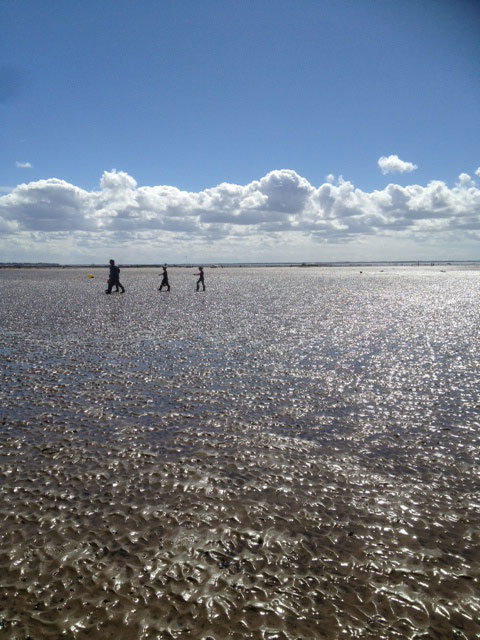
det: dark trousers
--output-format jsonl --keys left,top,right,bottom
{"left": 106, "top": 278, "right": 125, "bottom": 293}
{"left": 159, "top": 278, "right": 170, "bottom": 291}
{"left": 196, "top": 278, "right": 205, "bottom": 291}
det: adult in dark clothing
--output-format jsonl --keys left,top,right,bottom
{"left": 158, "top": 266, "right": 170, "bottom": 291}
{"left": 195, "top": 266, "right": 205, "bottom": 291}
{"left": 105, "top": 259, "right": 125, "bottom": 294}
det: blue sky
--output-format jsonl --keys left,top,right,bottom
{"left": 1, "top": 0, "right": 480, "bottom": 263}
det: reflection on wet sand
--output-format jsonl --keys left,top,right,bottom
{"left": 0, "top": 267, "right": 479, "bottom": 639}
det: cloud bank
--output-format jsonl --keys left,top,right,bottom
{"left": 1, "top": 168, "right": 480, "bottom": 262}
{"left": 15, "top": 161, "right": 32, "bottom": 169}
{"left": 378, "top": 155, "right": 418, "bottom": 175}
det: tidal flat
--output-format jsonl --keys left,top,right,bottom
{"left": 0, "top": 266, "right": 479, "bottom": 639}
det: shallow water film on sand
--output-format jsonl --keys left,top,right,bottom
{"left": 0, "top": 266, "right": 479, "bottom": 640}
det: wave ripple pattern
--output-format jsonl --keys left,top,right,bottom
{"left": 0, "top": 266, "right": 479, "bottom": 640}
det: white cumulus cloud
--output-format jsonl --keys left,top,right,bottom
{"left": 378, "top": 155, "right": 418, "bottom": 175}
{"left": 15, "top": 161, "right": 32, "bottom": 169}
{"left": 1, "top": 168, "right": 480, "bottom": 263}
{"left": 456, "top": 173, "right": 476, "bottom": 188}
{"left": 475, "top": 167, "right": 480, "bottom": 177}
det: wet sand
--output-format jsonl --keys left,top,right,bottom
{"left": 0, "top": 266, "right": 479, "bottom": 639}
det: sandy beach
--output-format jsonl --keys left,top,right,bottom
{"left": 0, "top": 266, "right": 479, "bottom": 639}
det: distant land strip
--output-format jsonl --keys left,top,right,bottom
{"left": 2, "top": 261, "right": 480, "bottom": 269}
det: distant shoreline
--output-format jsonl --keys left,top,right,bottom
{"left": 2, "top": 260, "right": 480, "bottom": 270}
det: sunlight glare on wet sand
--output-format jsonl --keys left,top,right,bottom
{"left": 0, "top": 266, "right": 479, "bottom": 639}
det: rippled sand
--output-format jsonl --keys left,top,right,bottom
{"left": 0, "top": 266, "right": 479, "bottom": 639}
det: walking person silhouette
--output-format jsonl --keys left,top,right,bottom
{"left": 158, "top": 266, "right": 170, "bottom": 291}
{"left": 105, "top": 259, "right": 125, "bottom": 294}
{"left": 195, "top": 267, "right": 205, "bottom": 291}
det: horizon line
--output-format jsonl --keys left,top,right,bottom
{"left": 1, "top": 260, "right": 480, "bottom": 269}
